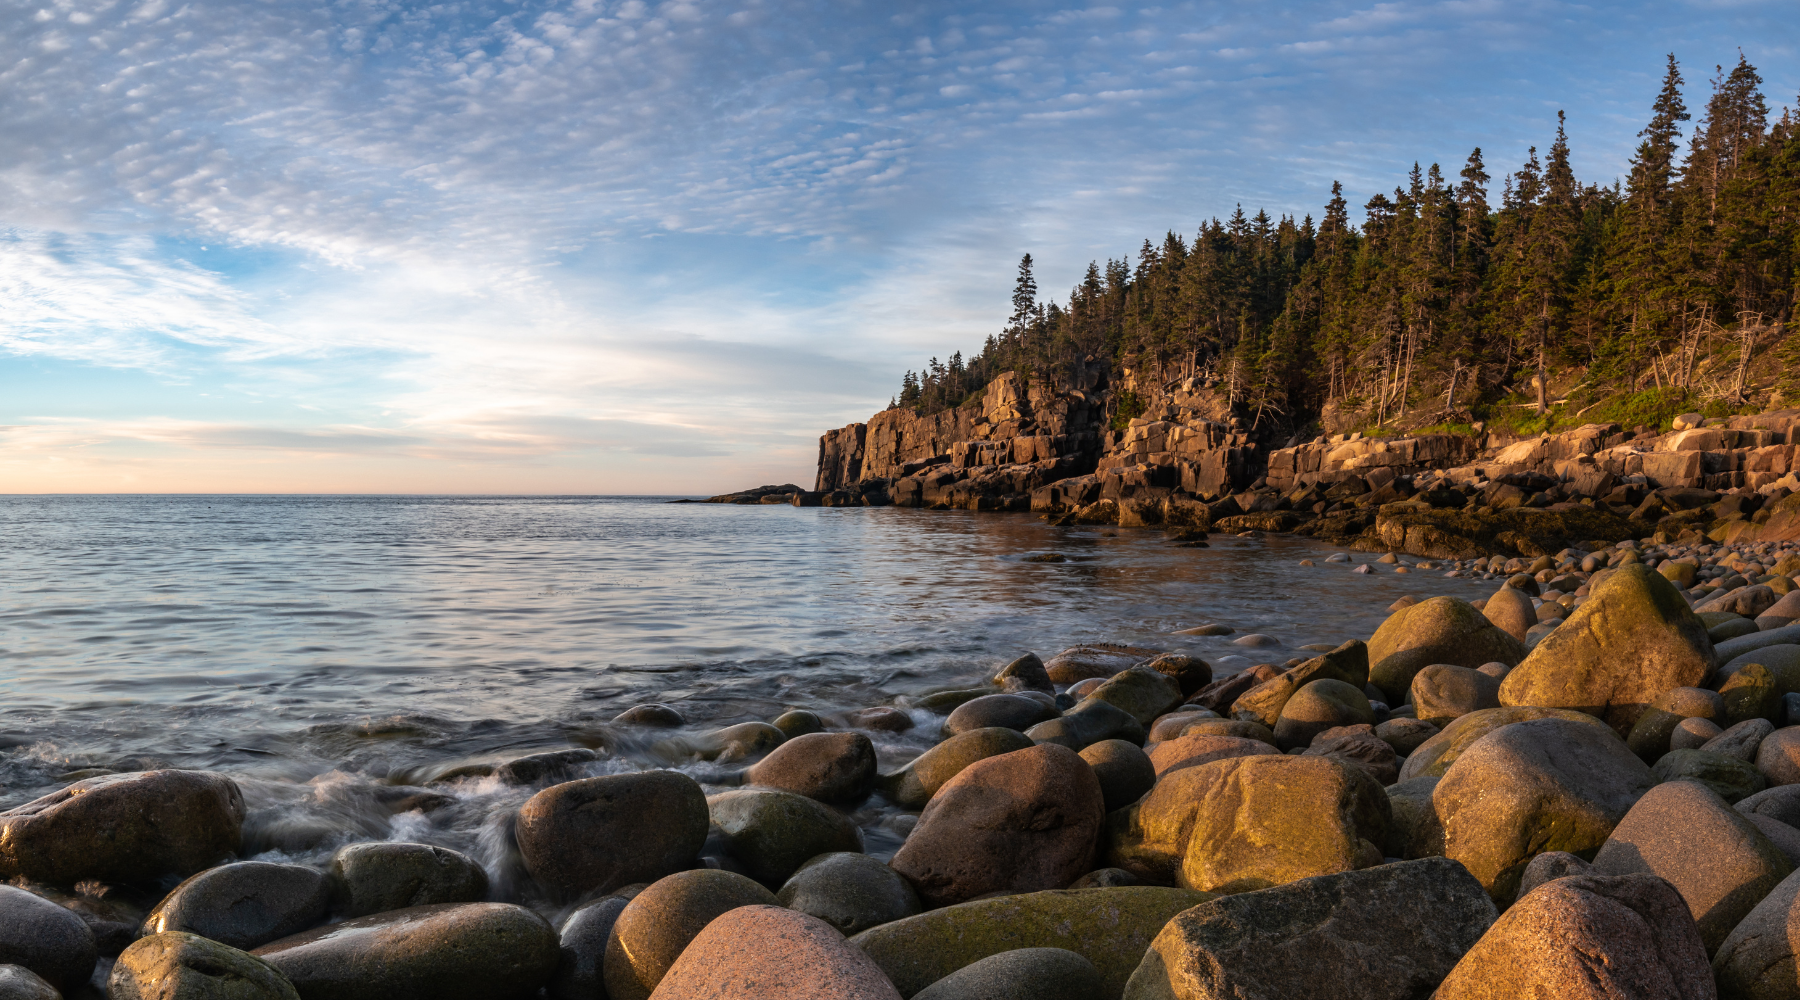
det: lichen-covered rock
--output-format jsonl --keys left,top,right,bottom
{"left": 745, "top": 732, "right": 878, "bottom": 804}
{"left": 517, "top": 771, "right": 709, "bottom": 902}
{"left": 649, "top": 905, "right": 901, "bottom": 999}
{"left": 1499, "top": 564, "right": 1717, "bottom": 733}
{"left": 776, "top": 853, "right": 920, "bottom": 937}
{"left": 254, "top": 903, "right": 558, "bottom": 1000}
{"left": 1409, "top": 664, "right": 1503, "bottom": 729}
{"left": 1367, "top": 598, "right": 1525, "bottom": 705}
{"left": 879, "top": 728, "right": 1036, "bottom": 809}
{"left": 706, "top": 789, "right": 864, "bottom": 889}
{"left": 848, "top": 887, "right": 1210, "bottom": 1000}
{"left": 1650, "top": 749, "right": 1766, "bottom": 804}
{"left": 0, "top": 770, "right": 245, "bottom": 885}
{"left": 1723, "top": 662, "right": 1782, "bottom": 727}
{"left": 329, "top": 843, "right": 488, "bottom": 918}
{"left": 1396, "top": 706, "right": 1610, "bottom": 781}
{"left": 603, "top": 870, "right": 779, "bottom": 1000}
{"left": 1122, "top": 858, "right": 1495, "bottom": 1000}
{"left": 113, "top": 932, "right": 300, "bottom": 1000}
{"left": 144, "top": 861, "right": 331, "bottom": 951}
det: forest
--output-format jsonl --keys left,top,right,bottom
{"left": 892, "top": 54, "right": 1799, "bottom": 436}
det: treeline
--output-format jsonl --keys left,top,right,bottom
{"left": 894, "top": 54, "right": 1800, "bottom": 430}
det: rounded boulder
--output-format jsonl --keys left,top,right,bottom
{"left": 745, "top": 732, "right": 877, "bottom": 804}
{"left": 705, "top": 789, "right": 864, "bottom": 889}
{"left": 113, "top": 932, "right": 299, "bottom": 1000}
{"left": 1273, "top": 679, "right": 1373, "bottom": 752}
{"left": 143, "top": 861, "right": 331, "bottom": 951}
{"left": 1368, "top": 597, "right": 1526, "bottom": 705}
{"left": 517, "top": 771, "right": 710, "bottom": 902}
{"left": 880, "top": 728, "right": 1035, "bottom": 809}
{"left": 0, "top": 885, "right": 97, "bottom": 991}
{"left": 602, "top": 869, "right": 779, "bottom": 1000}
{"left": 775, "top": 853, "right": 920, "bottom": 936}
{"left": 646, "top": 904, "right": 901, "bottom": 1000}
{"left": 943, "top": 694, "right": 1058, "bottom": 737}
{"left": 0, "top": 770, "right": 245, "bottom": 885}
{"left": 329, "top": 842, "right": 488, "bottom": 918}
{"left": 1078, "top": 740, "right": 1156, "bottom": 813}
{"left": 253, "top": 903, "right": 557, "bottom": 1000}
{"left": 913, "top": 947, "right": 1103, "bottom": 1000}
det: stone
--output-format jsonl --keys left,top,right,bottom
{"left": 1044, "top": 646, "right": 1149, "bottom": 684}
{"left": 518, "top": 771, "right": 710, "bottom": 902}
{"left": 1103, "top": 754, "right": 1389, "bottom": 892}
{"left": 1432, "top": 717, "right": 1655, "bottom": 904}
{"left": 1714, "top": 865, "right": 1800, "bottom": 999}
{"left": 1591, "top": 778, "right": 1793, "bottom": 953}
{"left": 1145, "top": 734, "right": 1279, "bottom": 779}
{"left": 0, "top": 885, "right": 97, "bottom": 991}
{"left": 880, "top": 728, "right": 1036, "bottom": 809}
{"left": 112, "top": 932, "right": 300, "bottom": 1000}
{"left": 1409, "top": 664, "right": 1503, "bottom": 729}
{"left": 1703, "top": 718, "right": 1776, "bottom": 761}
{"left": 1397, "top": 706, "right": 1612, "bottom": 781}
{"left": 1368, "top": 598, "right": 1525, "bottom": 705}
{"left": 1672, "top": 717, "right": 1726, "bottom": 751}
{"left": 0, "top": 770, "right": 245, "bottom": 885}
{"left": 494, "top": 748, "right": 603, "bottom": 785}
{"left": 1760, "top": 728, "right": 1800, "bottom": 786}
{"left": 687, "top": 722, "right": 787, "bottom": 762}
{"left": 1026, "top": 700, "right": 1146, "bottom": 751}
{"left": 913, "top": 947, "right": 1103, "bottom": 1000}
{"left": 1651, "top": 749, "right": 1767, "bottom": 803}
{"left": 550, "top": 893, "right": 632, "bottom": 1000}
{"left": 1066, "top": 868, "right": 1141, "bottom": 889}
{"left": 774, "top": 711, "right": 827, "bottom": 739}
{"left": 776, "top": 853, "right": 920, "bottom": 936}
{"left": 706, "top": 789, "right": 864, "bottom": 889}
{"left": 1748, "top": 813, "right": 1800, "bottom": 868}
{"left": 143, "top": 861, "right": 331, "bottom": 951}
{"left": 1383, "top": 777, "right": 1443, "bottom": 860}
{"left": 254, "top": 903, "right": 558, "bottom": 1000}
{"left": 848, "top": 887, "right": 1210, "bottom": 1000}
{"left": 1724, "top": 662, "right": 1782, "bottom": 726}
{"left": 1432, "top": 874, "right": 1713, "bottom": 1000}
{"left": 1167, "top": 718, "right": 1275, "bottom": 745}
{"left": 1516, "top": 850, "right": 1593, "bottom": 899}
{"left": 1080, "top": 668, "right": 1183, "bottom": 727}
{"left": 615, "top": 704, "right": 686, "bottom": 727}
{"left": 1273, "top": 679, "right": 1374, "bottom": 751}
{"left": 1080, "top": 740, "right": 1157, "bottom": 812}
{"left": 1725, "top": 646, "right": 1800, "bottom": 692}
{"left": 1741, "top": 785, "right": 1800, "bottom": 829}
{"left": 647, "top": 905, "right": 901, "bottom": 999}
{"left": 746, "top": 732, "right": 877, "bottom": 804}
{"left": 603, "top": 870, "right": 779, "bottom": 1000}
{"left": 329, "top": 842, "right": 488, "bottom": 918}
{"left": 1147, "top": 711, "right": 1216, "bottom": 743}
{"left": 1759, "top": 591, "right": 1800, "bottom": 629}
{"left": 1143, "top": 655, "right": 1213, "bottom": 699}
{"left": 1500, "top": 564, "right": 1717, "bottom": 733}
{"left": 943, "top": 695, "right": 1058, "bottom": 737}
{"left": 1701, "top": 584, "right": 1782, "bottom": 618}
{"left": 1230, "top": 641, "right": 1369, "bottom": 727}
{"left": 994, "top": 653, "right": 1055, "bottom": 694}
{"left": 0, "top": 966, "right": 57, "bottom": 1000}
{"left": 891, "top": 744, "right": 1104, "bottom": 908}
{"left": 1631, "top": 687, "right": 1731, "bottom": 760}
{"left": 1483, "top": 584, "right": 1537, "bottom": 641}
{"left": 1302, "top": 726, "right": 1399, "bottom": 786}
{"left": 847, "top": 707, "right": 916, "bottom": 733}
{"left": 1374, "top": 718, "right": 1439, "bottom": 757}
{"left": 1183, "top": 671, "right": 1264, "bottom": 715}
{"left": 1122, "top": 857, "right": 1495, "bottom": 1000}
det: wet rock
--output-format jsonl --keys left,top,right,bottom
{"left": 943, "top": 695, "right": 1058, "bottom": 737}
{"left": 1759, "top": 727, "right": 1800, "bottom": 786}
{"left": 1165, "top": 718, "right": 1276, "bottom": 745}
{"left": 848, "top": 887, "right": 1211, "bottom": 1000}
{"left": 847, "top": 707, "right": 916, "bottom": 733}
{"left": 1144, "top": 734, "right": 1279, "bottom": 779}
{"left": 772, "top": 710, "right": 826, "bottom": 739}
{"left": 1025, "top": 700, "right": 1145, "bottom": 751}
{"left": 745, "top": 732, "right": 877, "bottom": 804}
{"left": 1301, "top": 725, "right": 1399, "bottom": 786}
{"left": 649, "top": 904, "right": 901, "bottom": 999}
{"left": 549, "top": 893, "right": 631, "bottom": 1000}
{"left": 0, "top": 884, "right": 97, "bottom": 991}
{"left": 1714, "top": 866, "right": 1800, "bottom": 998}
{"left": 891, "top": 744, "right": 1104, "bottom": 908}
{"left": 517, "top": 771, "right": 711, "bottom": 902}
{"left": 1740, "top": 784, "right": 1800, "bottom": 828}
{"left": 495, "top": 748, "right": 602, "bottom": 785}
{"left": 602, "top": 870, "right": 778, "bottom": 1000}
{"left": 1230, "top": 640, "right": 1369, "bottom": 728}
{"left": 1500, "top": 564, "right": 1717, "bottom": 733}
{"left": 993, "top": 653, "right": 1054, "bottom": 695}
{"left": 1397, "top": 706, "right": 1611, "bottom": 781}
{"left": 1671, "top": 716, "right": 1726, "bottom": 751}
{"left": 1273, "top": 679, "right": 1374, "bottom": 751}
{"left": 1123, "top": 857, "right": 1495, "bottom": 1000}
{"left": 329, "top": 842, "right": 488, "bottom": 918}
{"left": 1374, "top": 717, "right": 1439, "bottom": 757}
{"left": 614, "top": 704, "right": 686, "bottom": 727}
{"left": 1079, "top": 668, "right": 1183, "bottom": 727}
{"left": 144, "top": 861, "right": 331, "bottom": 951}
{"left": 1723, "top": 662, "right": 1782, "bottom": 727}
{"left": 1409, "top": 663, "right": 1503, "bottom": 729}
{"left": 1143, "top": 655, "right": 1212, "bottom": 699}
{"left": 1482, "top": 584, "right": 1537, "bottom": 641}
{"left": 1516, "top": 850, "right": 1593, "bottom": 899}
{"left": 113, "top": 932, "right": 299, "bottom": 1000}
{"left": 0, "top": 770, "right": 245, "bottom": 885}
{"left": 705, "top": 788, "right": 864, "bottom": 889}
{"left": 0, "top": 966, "right": 58, "bottom": 1000}
{"left": 1044, "top": 646, "right": 1149, "bottom": 684}
{"left": 1079, "top": 740, "right": 1156, "bottom": 812}
{"left": 1103, "top": 754, "right": 1388, "bottom": 892}
{"left": 1592, "top": 778, "right": 1792, "bottom": 953}
{"left": 254, "top": 903, "right": 558, "bottom": 1000}
{"left": 1432, "top": 874, "right": 1712, "bottom": 999}
{"left": 914, "top": 947, "right": 1103, "bottom": 1000}
{"left": 1368, "top": 598, "right": 1525, "bottom": 705}
{"left": 775, "top": 853, "right": 919, "bottom": 936}
{"left": 880, "top": 728, "right": 1036, "bottom": 809}
{"left": 689, "top": 722, "right": 787, "bottom": 762}
{"left": 1432, "top": 717, "right": 1654, "bottom": 904}
{"left": 1650, "top": 749, "right": 1766, "bottom": 803}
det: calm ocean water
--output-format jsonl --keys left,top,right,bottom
{"left": 0, "top": 496, "right": 1494, "bottom": 879}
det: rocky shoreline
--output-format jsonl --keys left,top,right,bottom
{"left": 4, "top": 528, "right": 1800, "bottom": 998}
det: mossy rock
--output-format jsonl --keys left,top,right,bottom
{"left": 1368, "top": 597, "right": 1526, "bottom": 704}
{"left": 848, "top": 887, "right": 1211, "bottom": 999}
{"left": 1397, "top": 707, "right": 1611, "bottom": 781}
{"left": 1720, "top": 662, "right": 1780, "bottom": 726}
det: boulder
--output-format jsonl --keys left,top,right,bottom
{"left": 1167, "top": 718, "right": 1275, "bottom": 745}
{"left": 0, "top": 885, "right": 97, "bottom": 991}
{"left": 880, "top": 728, "right": 1036, "bottom": 809}
{"left": 1748, "top": 813, "right": 1800, "bottom": 868}
{"left": 1272, "top": 679, "right": 1374, "bottom": 751}
{"left": 746, "top": 732, "right": 878, "bottom": 803}
{"left": 1651, "top": 749, "right": 1767, "bottom": 803}
{"left": 1483, "top": 584, "right": 1538, "bottom": 641}
{"left": 647, "top": 905, "right": 901, "bottom": 999}
{"left": 1026, "top": 701, "right": 1145, "bottom": 751}
{"left": 1144, "top": 655, "right": 1213, "bottom": 699}
{"left": 1145, "top": 734, "right": 1279, "bottom": 779}
{"left": 615, "top": 704, "right": 686, "bottom": 727}
{"left": 1591, "top": 778, "right": 1793, "bottom": 953}
{"left": 1384, "top": 777, "right": 1444, "bottom": 860}
{"left": 1044, "top": 646, "right": 1149, "bottom": 684}
{"left": 603, "top": 870, "right": 779, "bottom": 1000}
{"left": 848, "top": 707, "right": 917, "bottom": 733}
{"left": 1409, "top": 664, "right": 1503, "bottom": 729}
{"left": 1122, "top": 858, "right": 1495, "bottom": 1000}
{"left": 890, "top": 744, "right": 1104, "bottom": 908}
{"left": 994, "top": 653, "right": 1054, "bottom": 695}
{"left": 1230, "top": 641, "right": 1369, "bottom": 728}
{"left": 943, "top": 695, "right": 1058, "bottom": 737}
{"left": 1432, "top": 717, "right": 1655, "bottom": 904}
{"left": 773, "top": 710, "right": 827, "bottom": 739}
{"left": 1079, "top": 740, "right": 1157, "bottom": 812}
{"left": 1374, "top": 718, "right": 1439, "bottom": 757}
{"left": 1147, "top": 711, "right": 1217, "bottom": 743}
{"left": 1301, "top": 726, "right": 1399, "bottom": 786}
{"left": 1102, "top": 754, "right": 1389, "bottom": 892}
{"left": 1741, "top": 784, "right": 1800, "bottom": 828}
{"left": 913, "top": 947, "right": 1103, "bottom": 1000}
{"left": 1724, "top": 662, "right": 1782, "bottom": 726}
{"left": 1760, "top": 728, "right": 1800, "bottom": 786}
{"left": 330, "top": 843, "right": 488, "bottom": 918}
{"left": 143, "top": 861, "right": 331, "bottom": 951}
{"left": 0, "top": 966, "right": 58, "bottom": 1000}
{"left": 1397, "top": 707, "right": 1611, "bottom": 781}
{"left": 1713, "top": 866, "right": 1800, "bottom": 998}
{"left": 706, "top": 789, "right": 864, "bottom": 889}
{"left": 495, "top": 748, "right": 603, "bottom": 786}
{"left": 254, "top": 903, "right": 559, "bottom": 1000}
{"left": 1499, "top": 564, "right": 1717, "bottom": 733}
{"left": 683, "top": 722, "right": 787, "bottom": 762}
{"left": 0, "top": 770, "right": 245, "bottom": 884}
{"left": 848, "top": 887, "right": 1211, "bottom": 999}
{"left": 112, "top": 932, "right": 299, "bottom": 1000}
{"left": 1516, "top": 850, "right": 1593, "bottom": 899}
{"left": 1431, "top": 874, "right": 1713, "bottom": 999}
{"left": 517, "top": 771, "right": 710, "bottom": 901}
{"left": 776, "top": 853, "right": 920, "bottom": 936}
{"left": 550, "top": 893, "right": 633, "bottom": 1000}
{"left": 1079, "top": 668, "right": 1183, "bottom": 727}
{"left": 1368, "top": 598, "right": 1525, "bottom": 705}
{"left": 1759, "top": 591, "right": 1800, "bottom": 629}
{"left": 1627, "top": 687, "right": 1726, "bottom": 761}
{"left": 1725, "top": 646, "right": 1800, "bottom": 691}
{"left": 1701, "top": 584, "right": 1781, "bottom": 618}
{"left": 1673, "top": 717, "right": 1727, "bottom": 751}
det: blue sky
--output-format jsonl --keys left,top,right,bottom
{"left": 0, "top": 0, "right": 1793, "bottom": 493}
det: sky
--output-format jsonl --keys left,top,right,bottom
{"left": 0, "top": 0, "right": 1793, "bottom": 494}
